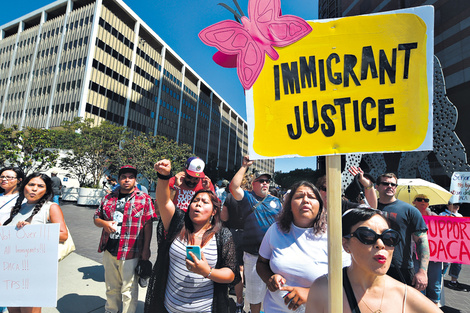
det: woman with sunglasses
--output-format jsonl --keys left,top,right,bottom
{"left": 256, "top": 181, "right": 351, "bottom": 312}
{"left": 3, "top": 172, "right": 68, "bottom": 313}
{"left": 0, "top": 167, "right": 25, "bottom": 225}
{"left": 145, "top": 159, "right": 238, "bottom": 313}
{"left": 412, "top": 194, "right": 442, "bottom": 305}
{"left": 306, "top": 207, "right": 441, "bottom": 313}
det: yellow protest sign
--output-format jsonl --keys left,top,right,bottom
{"left": 246, "top": 6, "right": 434, "bottom": 158}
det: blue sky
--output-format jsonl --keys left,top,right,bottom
{"left": 1, "top": 0, "right": 319, "bottom": 172}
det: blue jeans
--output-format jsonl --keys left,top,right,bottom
{"left": 414, "top": 259, "right": 442, "bottom": 303}
{"left": 53, "top": 195, "right": 60, "bottom": 204}
{"left": 443, "top": 262, "right": 462, "bottom": 279}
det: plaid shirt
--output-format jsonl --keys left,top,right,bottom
{"left": 94, "top": 188, "right": 157, "bottom": 260}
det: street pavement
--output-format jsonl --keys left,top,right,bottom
{"left": 36, "top": 202, "right": 470, "bottom": 312}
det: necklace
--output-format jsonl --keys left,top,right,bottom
{"left": 361, "top": 279, "right": 385, "bottom": 313}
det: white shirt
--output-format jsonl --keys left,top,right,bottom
{"left": 259, "top": 222, "right": 351, "bottom": 312}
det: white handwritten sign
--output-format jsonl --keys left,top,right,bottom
{"left": 450, "top": 172, "right": 470, "bottom": 203}
{"left": 0, "top": 224, "right": 59, "bottom": 307}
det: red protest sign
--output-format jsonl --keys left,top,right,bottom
{"left": 424, "top": 215, "right": 470, "bottom": 264}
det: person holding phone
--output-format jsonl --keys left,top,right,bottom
{"left": 145, "top": 159, "right": 238, "bottom": 313}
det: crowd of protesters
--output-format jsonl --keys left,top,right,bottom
{"left": 0, "top": 155, "right": 466, "bottom": 313}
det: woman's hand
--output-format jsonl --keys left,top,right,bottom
{"left": 185, "top": 251, "right": 211, "bottom": 278}
{"left": 267, "top": 274, "right": 286, "bottom": 292}
{"left": 280, "top": 286, "right": 310, "bottom": 311}
{"left": 16, "top": 220, "right": 30, "bottom": 229}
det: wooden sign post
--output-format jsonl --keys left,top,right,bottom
{"left": 326, "top": 155, "right": 343, "bottom": 312}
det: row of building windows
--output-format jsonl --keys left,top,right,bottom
{"left": 89, "top": 80, "right": 127, "bottom": 105}
{"left": 134, "top": 63, "right": 159, "bottom": 86}
{"left": 136, "top": 47, "right": 162, "bottom": 73}
{"left": 131, "top": 82, "right": 156, "bottom": 102}
{"left": 127, "top": 118, "right": 148, "bottom": 133}
{"left": 182, "top": 98, "right": 196, "bottom": 112}
{"left": 129, "top": 100, "right": 152, "bottom": 116}
{"left": 63, "top": 36, "right": 89, "bottom": 52}
{"left": 0, "top": 15, "right": 93, "bottom": 57}
{"left": 85, "top": 102, "right": 125, "bottom": 124}
{"left": 95, "top": 38, "right": 131, "bottom": 68}
{"left": 56, "top": 79, "right": 82, "bottom": 93}
{"left": 162, "top": 69, "right": 182, "bottom": 87}
{"left": 92, "top": 58, "right": 129, "bottom": 86}
{"left": 13, "top": 53, "right": 33, "bottom": 66}
{"left": 161, "top": 83, "right": 180, "bottom": 100}
{"left": 183, "top": 85, "right": 197, "bottom": 99}
{"left": 58, "top": 56, "right": 87, "bottom": 72}
{"left": 98, "top": 17, "right": 134, "bottom": 50}
{"left": 160, "top": 99, "right": 179, "bottom": 115}
{"left": 2, "top": 101, "right": 78, "bottom": 121}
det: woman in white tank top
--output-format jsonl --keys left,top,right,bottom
{"left": 3, "top": 172, "right": 69, "bottom": 313}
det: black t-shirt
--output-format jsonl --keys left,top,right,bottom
{"left": 223, "top": 193, "right": 245, "bottom": 229}
{"left": 105, "top": 192, "right": 130, "bottom": 256}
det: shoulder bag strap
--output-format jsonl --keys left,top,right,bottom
{"left": 0, "top": 194, "right": 19, "bottom": 210}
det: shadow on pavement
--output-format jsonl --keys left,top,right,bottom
{"left": 441, "top": 307, "right": 461, "bottom": 313}
{"left": 56, "top": 294, "right": 105, "bottom": 313}
{"left": 78, "top": 265, "right": 105, "bottom": 282}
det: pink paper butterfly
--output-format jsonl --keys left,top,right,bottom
{"left": 199, "top": 0, "right": 312, "bottom": 90}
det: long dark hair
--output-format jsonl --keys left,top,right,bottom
{"left": 179, "top": 190, "right": 222, "bottom": 246}
{"left": 278, "top": 181, "right": 326, "bottom": 235}
{"left": 3, "top": 173, "right": 53, "bottom": 226}
{"left": 0, "top": 166, "right": 25, "bottom": 193}
{"left": 342, "top": 207, "right": 398, "bottom": 236}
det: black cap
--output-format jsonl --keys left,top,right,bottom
{"left": 118, "top": 165, "right": 137, "bottom": 177}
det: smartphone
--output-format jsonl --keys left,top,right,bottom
{"left": 186, "top": 245, "right": 201, "bottom": 261}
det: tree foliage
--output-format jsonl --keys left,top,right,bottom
{"left": 108, "top": 133, "right": 193, "bottom": 188}
{"left": 0, "top": 124, "right": 21, "bottom": 167}
{"left": 273, "top": 168, "right": 323, "bottom": 190}
{"left": 12, "top": 127, "right": 60, "bottom": 175}
{"left": 59, "top": 118, "right": 126, "bottom": 188}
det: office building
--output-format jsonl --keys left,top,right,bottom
{"left": 0, "top": 0, "right": 275, "bottom": 175}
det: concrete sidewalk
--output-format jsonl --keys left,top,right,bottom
{"left": 44, "top": 252, "right": 148, "bottom": 313}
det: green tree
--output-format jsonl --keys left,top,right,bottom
{"left": 109, "top": 133, "right": 193, "bottom": 189}
{"left": 0, "top": 124, "right": 21, "bottom": 167}
{"left": 59, "top": 118, "right": 127, "bottom": 188}
{"left": 17, "top": 127, "right": 60, "bottom": 175}
{"left": 273, "top": 168, "right": 322, "bottom": 189}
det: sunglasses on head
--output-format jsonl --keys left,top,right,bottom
{"left": 344, "top": 227, "right": 401, "bottom": 247}
{"left": 415, "top": 197, "right": 429, "bottom": 203}
{"left": 256, "top": 179, "right": 270, "bottom": 184}
{"left": 379, "top": 182, "right": 397, "bottom": 187}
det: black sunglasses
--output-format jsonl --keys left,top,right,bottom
{"left": 319, "top": 186, "right": 327, "bottom": 191}
{"left": 415, "top": 197, "right": 429, "bottom": 203}
{"left": 344, "top": 227, "right": 401, "bottom": 247}
{"left": 379, "top": 182, "right": 397, "bottom": 187}
{"left": 255, "top": 179, "right": 271, "bottom": 184}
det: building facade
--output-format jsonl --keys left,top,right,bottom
{"left": 317, "top": 0, "right": 470, "bottom": 189}
{"left": 0, "top": 0, "right": 275, "bottom": 175}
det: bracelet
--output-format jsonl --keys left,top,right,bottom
{"left": 365, "top": 182, "right": 374, "bottom": 190}
{"left": 157, "top": 172, "right": 172, "bottom": 180}
{"left": 205, "top": 267, "right": 213, "bottom": 279}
